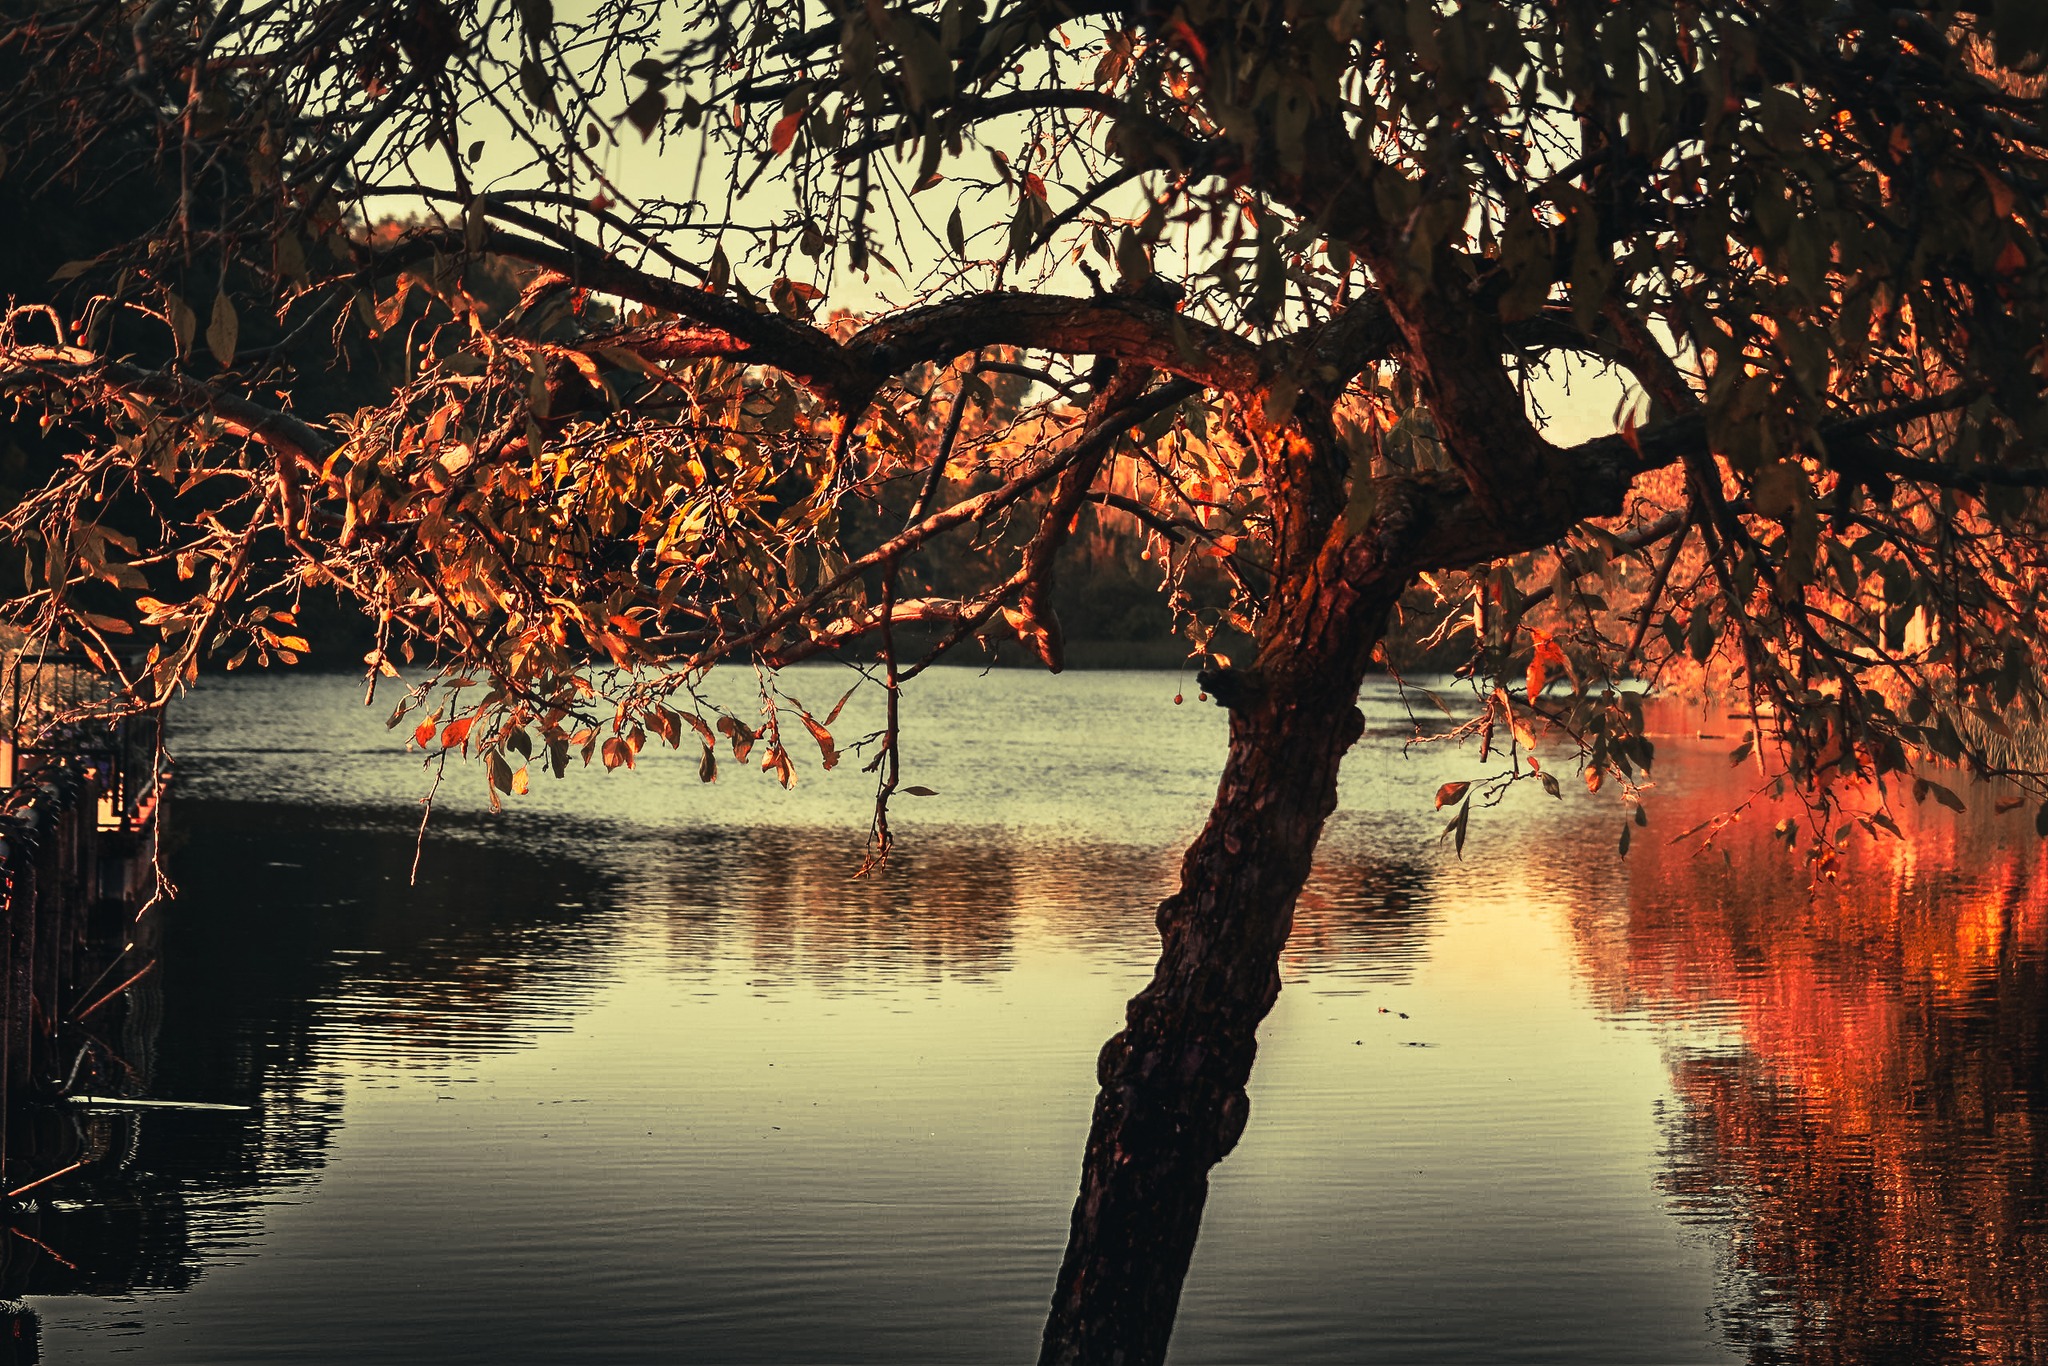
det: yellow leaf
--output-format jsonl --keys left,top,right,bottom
{"left": 206, "top": 291, "right": 239, "bottom": 367}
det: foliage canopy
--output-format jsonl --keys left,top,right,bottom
{"left": 3, "top": 0, "right": 2048, "bottom": 862}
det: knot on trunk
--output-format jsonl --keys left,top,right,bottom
{"left": 1215, "top": 1089, "right": 1250, "bottom": 1157}
{"left": 1097, "top": 1028, "right": 1134, "bottom": 1086}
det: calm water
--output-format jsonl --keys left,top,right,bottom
{"left": 6, "top": 668, "right": 2043, "bottom": 1363}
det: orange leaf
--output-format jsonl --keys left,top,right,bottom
{"left": 414, "top": 719, "right": 436, "bottom": 747}
{"left": 441, "top": 716, "right": 476, "bottom": 749}
{"left": 1435, "top": 780, "right": 1470, "bottom": 810}
{"left": 798, "top": 711, "right": 839, "bottom": 770}
{"left": 770, "top": 105, "right": 805, "bottom": 156}
{"left": 1022, "top": 171, "right": 1047, "bottom": 200}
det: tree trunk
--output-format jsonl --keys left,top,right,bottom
{"left": 1039, "top": 570, "right": 1399, "bottom": 1365}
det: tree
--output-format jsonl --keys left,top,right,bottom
{"left": 4, "top": 1, "right": 2048, "bottom": 1360}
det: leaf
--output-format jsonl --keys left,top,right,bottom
{"left": 1434, "top": 780, "right": 1470, "bottom": 811}
{"left": 165, "top": 291, "right": 197, "bottom": 354}
{"left": 489, "top": 751, "right": 516, "bottom": 793}
{"left": 1995, "top": 794, "right": 2025, "bottom": 814}
{"left": 512, "top": 766, "right": 530, "bottom": 796}
{"left": 602, "top": 736, "right": 634, "bottom": 770}
{"left": 901, "top": 785, "right": 938, "bottom": 796}
{"left": 623, "top": 86, "right": 665, "bottom": 140}
{"left": 946, "top": 205, "right": 966, "bottom": 257}
{"left": 769, "top": 105, "right": 805, "bottom": 155}
{"left": 1525, "top": 629, "right": 1572, "bottom": 703}
{"left": 273, "top": 232, "right": 307, "bottom": 282}
{"left": 2037, "top": 801, "right": 2048, "bottom": 838}
{"left": 206, "top": 290, "right": 239, "bottom": 367}
{"left": 1618, "top": 822, "right": 1632, "bottom": 857}
{"left": 1441, "top": 797, "right": 1470, "bottom": 857}
{"left": 698, "top": 742, "right": 718, "bottom": 783}
{"left": 1538, "top": 771, "right": 1562, "bottom": 799}
{"left": 717, "top": 715, "right": 756, "bottom": 762}
{"left": 520, "top": 55, "right": 559, "bottom": 114}
{"left": 798, "top": 711, "right": 839, "bottom": 770}
{"left": 771, "top": 277, "right": 822, "bottom": 319}
{"left": 413, "top": 719, "right": 437, "bottom": 747}
{"left": 646, "top": 707, "right": 681, "bottom": 748}
{"left": 441, "top": 716, "right": 475, "bottom": 749}
{"left": 1925, "top": 779, "right": 1966, "bottom": 813}
{"left": 48, "top": 258, "right": 97, "bottom": 282}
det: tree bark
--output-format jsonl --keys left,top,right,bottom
{"left": 1039, "top": 563, "right": 1401, "bottom": 1365}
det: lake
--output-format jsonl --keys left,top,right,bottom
{"left": 7, "top": 667, "right": 2044, "bottom": 1363}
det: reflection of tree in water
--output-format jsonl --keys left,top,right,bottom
{"left": 626, "top": 821, "right": 1440, "bottom": 990}
{"left": 1574, "top": 756, "right": 2048, "bottom": 1364}
{"left": 3, "top": 791, "right": 1445, "bottom": 1352}
{"left": 634, "top": 825, "right": 1038, "bottom": 986}
{"left": 1287, "top": 853, "right": 1436, "bottom": 982}
{"left": 3, "top": 797, "right": 623, "bottom": 1318}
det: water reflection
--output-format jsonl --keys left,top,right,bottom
{"left": 42, "top": 671, "right": 2017, "bottom": 1363}
{"left": 1578, "top": 751, "right": 2048, "bottom": 1364}
{"left": 11, "top": 692, "right": 1471, "bottom": 1364}
{"left": 1289, "top": 853, "right": 1437, "bottom": 982}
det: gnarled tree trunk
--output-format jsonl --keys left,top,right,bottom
{"left": 1039, "top": 557, "right": 1402, "bottom": 1365}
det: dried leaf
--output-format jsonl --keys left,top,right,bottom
{"left": 798, "top": 711, "right": 839, "bottom": 770}
{"left": 206, "top": 290, "right": 239, "bottom": 367}
{"left": 1434, "top": 780, "right": 1470, "bottom": 811}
